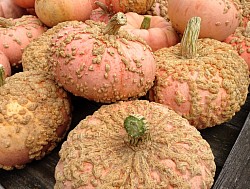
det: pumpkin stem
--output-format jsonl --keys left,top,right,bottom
{"left": 94, "top": 1, "right": 111, "bottom": 14}
{"left": 0, "top": 65, "right": 5, "bottom": 87}
{"left": 140, "top": 16, "right": 151, "bottom": 30}
{"left": 124, "top": 114, "right": 150, "bottom": 146}
{"left": 103, "top": 12, "right": 127, "bottom": 35}
{"left": 180, "top": 17, "right": 201, "bottom": 59}
{"left": 0, "top": 18, "right": 15, "bottom": 28}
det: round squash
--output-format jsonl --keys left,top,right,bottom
{"left": 49, "top": 13, "right": 156, "bottom": 103}
{"left": 168, "top": 0, "right": 241, "bottom": 41}
{"left": 149, "top": 17, "right": 249, "bottom": 129}
{"left": 54, "top": 100, "right": 216, "bottom": 189}
{"left": 0, "top": 70, "right": 72, "bottom": 170}
{"left": 121, "top": 12, "right": 180, "bottom": 51}
{"left": 35, "top": 0, "right": 95, "bottom": 27}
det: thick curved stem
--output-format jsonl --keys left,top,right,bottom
{"left": 94, "top": 1, "right": 110, "bottom": 14}
{"left": 103, "top": 12, "right": 127, "bottom": 35}
{"left": 140, "top": 16, "right": 151, "bottom": 30}
{"left": 180, "top": 17, "right": 201, "bottom": 59}
{"left": 124, "top": 114, "right": 150, "bottom": 146}
{"left": 0, "top": 65, "right": 5, "bottom": 87}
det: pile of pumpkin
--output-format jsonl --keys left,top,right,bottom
{"left": 0, "top": 0, "right": 249, "bottom": 188}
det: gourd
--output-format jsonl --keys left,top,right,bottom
{"left": 0, "top": 15, "right": 46, "bottom": 68}
{"left": 12, "top": 0, "right": 35, "bottom": 8}
{"left": 168, "top": 0, "right": 241, "bottom": 41}
{"left": 146, "top": 0, "right": 169, "bottom": 21}
{"left": 149, "top": 17, "right": 249, "bottom": 129}
{"left": 54, "top": 100, "right": 216, "bottom": 189}
{"left": 0, "top": 71, "right": 72, "bottom": 170}
{"left": 49, "top": 13, "right": 156, "bottom": 103}
{"left": 121, "top": 12, "right": 180, "bottom": 51}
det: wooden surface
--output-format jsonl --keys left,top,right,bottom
{"left": 0, "top": 93, "right": 249, "bottom": 189}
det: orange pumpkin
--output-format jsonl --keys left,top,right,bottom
{"left": 0, "top": 0, "right": 27, "bottom": 18}
{"left": 35, "top": 0, "right": 96, "bottom": 27}
{"left": 12, "top": 0, "right": 35, "bottom": 8}
{"left": 0, "top": 15, "right": 46, "bottom": 68}
{"left": 121, "top": 12, "right": 180, "bottom": 51}
{"left": 168, "top": 0, "right": 241, "bottom": 41}
{"left": 49, "top": 13, "right": 156, "bottom": 103}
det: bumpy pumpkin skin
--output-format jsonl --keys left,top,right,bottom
{"left": 49, "top": 18, "right": 156, "bottom": 103}
{"left": 149, "top": 38, "right": 249, "bottom": 129}
{"left": 224, "top": 23, "right": 250, "bottom": 70}
{"left": 104, "top": 0, "right": 155, "bottom": 14}
{"left": 0, "top": 71, "right": 72, "bottom": 170}
{"left": 121, "top": 12, "right": 180, "bottom": 51}
{"left": 54, "top": 100, "right": 216, "bottom": 189}
{"left": 168, "top": 0, "right": 241, "bottom": 41}
{"left": 0, "top": 15, "right": 46, "bottom": 68}
{"left": 22, "top": 21, "right": 82, "bottom": 73}
{"left": 146, "top": 0, "right": 169, "bottom": 21}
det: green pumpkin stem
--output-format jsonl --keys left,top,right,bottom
{"left": 140, "top": 16, "right": 151, "bottom": 30}
{"left": 180, "top": 17, "right": 201, "bottom": 59}
{"left": 0, "top": 65, "right": 5, "bottom": 87}
{"left": 124, "top": 114, "right": 150, "bottom": 146}
{"left": 103, "top": 12, "right": 127, "bottom": 35}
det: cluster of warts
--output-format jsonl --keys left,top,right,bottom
{"left": 55, "top": 100, "right": 215, "bottom": 189}
{"left": 0, "top": 71, "right": 71, "bottom": 170}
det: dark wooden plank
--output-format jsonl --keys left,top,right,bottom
{"left": 212, "top": 113, "right": 250, "bottom": 189}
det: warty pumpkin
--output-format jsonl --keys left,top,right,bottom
{"left": 0, "top": 70, "right": 72, "bottom": 170}
{"left": 168, "top": 0, "right": 241, "bottom": 41}
{"left": 0, "top": 50, "right": 11, "bottom": 80}
{"left": 54, "top": 100, "right": 216, "bottom": 189}
{"left": 49, "top": 12, "right": 156, "bottom": 103}
{"left": 149, "top": 17, "right": 249, "bottom": 129}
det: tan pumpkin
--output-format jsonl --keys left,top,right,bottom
{"left": 149, "top": 17, "right": 249, "bottom": 129}
{"left": 0, "top": 71, "right": 72, "bottom": 170}
{"left": 49, "top": 13, "right": 156, "bottom": 103}
{"left": 55, "top": 100, "right": 216, "bottom": 189}
{"left": 121, "top": 12, "right": 180, "bottom": 51}
{"left": 168, "top": 0, "right": 241, "bottom": 41}
{"left": 0, "top": 15, "right": 46, "bottom": 68}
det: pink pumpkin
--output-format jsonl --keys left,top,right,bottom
{"left": 49, "top": 13, "right": 156, "bottom": 103}
{"left": 0, "top": 15, "right": 46, "bottom": 68}
{"left": 121, "top": 12, "right": 180, "bottom": 51}
{"left": 168, "top": 0, "right": 241, "bottom": 41}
